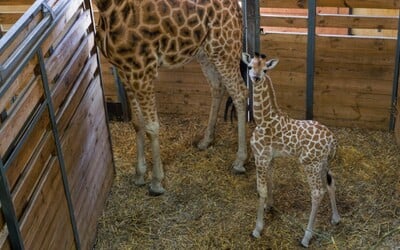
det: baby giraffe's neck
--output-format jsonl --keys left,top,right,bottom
{"left": 252, "top": 75, "right": 283, "bottom": 127}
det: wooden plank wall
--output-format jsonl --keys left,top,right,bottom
{"left": 0, "top": 0, "right": 113, "bottom": 249}
{"left": 260, "top": 0, "right": 399, "bottom": 130}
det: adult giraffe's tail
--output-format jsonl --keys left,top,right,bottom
{"left": 224, "top": 59, "right": 248, "bottom": 122}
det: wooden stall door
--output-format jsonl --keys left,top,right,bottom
{"left": 0, "top": 0, "right": 114, "bottom": 249}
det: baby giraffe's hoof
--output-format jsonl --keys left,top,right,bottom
{"left": 252, "top": 230, "right": 261, "bottom": 239}
{"left": 331, "top": 215, "right": 341, "bottom": 225}
{"left": 300, "top": 238, "right": 310, "bottom": 248}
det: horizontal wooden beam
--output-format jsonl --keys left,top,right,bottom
{"left": 260, "top": 0, "right": 400, "bottom": 9}
{"left": 261, "top": 13, "right": 399, "bottom": 30}
{"left": 0, "top": 1, "right": 34, "bottom": 5}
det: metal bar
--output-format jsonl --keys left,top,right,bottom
{"left": 0, "top": 13, "right": 52, "bottom": 91}
{"left": 0, "top": 160, "right": 24, "bottom": 249}
{"left": 0, "top": 0, "right": 69, "bottom": 93}
{"left": 0, "top": 0, "right": 45, "bottom": 56}
{"left": 242, "top": 0, "right": 260, "bottom": 122}
{"left": 389, "top": 12, "right": 400, "bottom": 131}
{"left": 37, "top": 49, "right": 81, "bottom": 250}
{"left": 306, "top": 0, "right": 317, "bottom": 120}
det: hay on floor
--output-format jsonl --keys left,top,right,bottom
{"left": 94, "top": 114, "right": 400, "bottom": 249}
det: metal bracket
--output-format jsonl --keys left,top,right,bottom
{"left": 41, "top": 2, "right": 55, "bottom": 21}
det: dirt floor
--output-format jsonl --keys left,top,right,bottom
{"left": 94, "top": 114, "right": 400, "bottom": 250}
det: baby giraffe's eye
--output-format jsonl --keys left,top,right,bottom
{"left": 248, "top": 66, "right": 252, "bottom": 70}
{"left": 263, "top": 69, "right": 267, "bottom": 73}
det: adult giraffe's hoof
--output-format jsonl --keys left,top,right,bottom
{"left": 196, "top": 137, "right": 212, "bottom": 150}
{"left": 232, "top": 160, "right": 246, "bottom": 174}
{"left": 231, "top": 157, "right": 247, "bottom": 173}
{"left": 148, "top": 183, "right": 166, "bottom": 196}
{"left": 133, "top": 175, "right": 146, "bottom": 187}
{"left": 232, "top": 166, "right": 246, "bottom": 174}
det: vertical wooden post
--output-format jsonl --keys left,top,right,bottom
{"left": 306, "top": 0, "right": 316, "bottom": 120}
{"left": 242, "top": 0, "right": 260, "bottom": 121}
{"left": 391, "top": 10, "right": 400, "bottom": 142}
{"left": 389, "top": 10, "right": 400, "bottom": 135}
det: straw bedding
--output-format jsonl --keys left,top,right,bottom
{"left": 94, "top": 114, "right": 399, "bottom": 249}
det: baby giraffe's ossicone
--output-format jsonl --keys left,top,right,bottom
{"left": 243, "top": 52, "right": 341, "bottom": 247}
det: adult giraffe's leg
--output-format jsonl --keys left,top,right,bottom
{"left": 224, "top": 75, "right": 248, "bottom": 173}
{"left": 196, "top": 52, "right": 224, "bottom": 150}
{"left": 125, "top": 70, "right": 165, "bottom": 196}
{"left": 119, "top": 72, "right": 147, "bottom": 186}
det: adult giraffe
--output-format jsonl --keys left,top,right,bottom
{"left": 95, "top": 0, "right": 248, "bottom": 195}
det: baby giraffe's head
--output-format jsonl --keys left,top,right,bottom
{"left": 242, "top": 52, "right": 279, "bottom": 83}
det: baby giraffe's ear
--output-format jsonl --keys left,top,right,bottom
{"left": 241, "top": 52, "right": 252, "bottom": 66}
{"left": 265, "top": 59, "right": 279, "bottom": 70}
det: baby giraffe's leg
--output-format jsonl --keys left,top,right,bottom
{"left": 326, "top": 170, "right": 341, "bottom": 225}
{"left": 265, "top": 159, "right": 274, "bottom": 210}
{"left": 301, "top": 164, "right": 326, "bottom": 248}
{"left": 252, "top": 156, "right": 272, "bottom": 238}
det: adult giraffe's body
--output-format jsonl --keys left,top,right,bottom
{"left": 95, "top": 0, "right": 248, "bottom": 195}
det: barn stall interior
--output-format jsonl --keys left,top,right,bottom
{"left": 1, "top": 0, "right": 400, "bottom": 249}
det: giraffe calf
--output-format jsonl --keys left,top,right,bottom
{"left": 243, "top": 53, "right": 341, "bottom": 247}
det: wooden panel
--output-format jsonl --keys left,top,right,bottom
{"left": 0, "top": 12, "right": 23, "bottom": 25}
{"left": 61, "top": 76, "right": 113, "bottom": 250}
{"left": 154, "top": 62, "right": 212, "bottom": 116}
{"left": 0, "top": 10, "right": 42, "bottom": 64}
{"left": 0, "top": 78, "right": 44, "bottom": 157}
{"left": 260, "top": 33, "right": 307, "bottom": 119}
{"left": 99, "top": 56, "right": 118, "bottom": 102}
{"left": 11, "top": 132, "right": 55, "bottom": 220}
{"left": 41, "top": 0, "right": 84, "bottom": 56}
{"left": 260, "top": 0, "right": 400, "bottom": 9}
{"left": 260, "top": 28, "right": 397, "bottom": 129}
{"left": 0, "top": 54, "right": 37, "bottom": 124}
{"left": 45, "top": 10, "right": 92, "bottom": 84}
{"left": 352, "top": 8, "right": 399, "bottom": 37}
{"left": 6, "top": 108, "right": 50, "bottom": 192}
{"left": 56, "top": 55, "right": 98, "bottom": 134}
{"left": 19, "top": 158, "right": 75, "bottom": 250}
{"left": 314, "top": 34, "right": 396, "bottom": 128}
{"left": 51, "top": 32, "right": 95, "bottom": 114}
